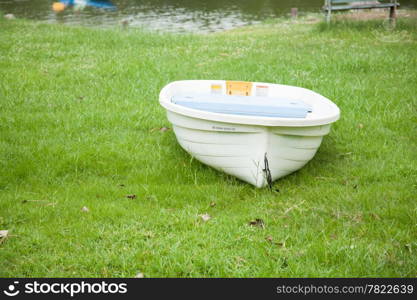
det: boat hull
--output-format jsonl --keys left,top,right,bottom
{"left": 159, "top": 80, "right": 340, "bottom": 187}
{"left": 168, "top": 111, "right": 330, "bottom": 187}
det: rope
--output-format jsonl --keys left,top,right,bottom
{"left": 263, "top": 153, "right": 273, "bottom": 190}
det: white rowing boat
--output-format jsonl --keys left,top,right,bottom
{"left": 159, "top": 80, "right": 340, "bottom": 187}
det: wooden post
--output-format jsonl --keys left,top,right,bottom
{"left": 389, "top": 1, "right": 397, "bottom": 27}
{"left": 291, "top": 8, "right": 298, "bottom": 19}
{"left": 325, "top": 0, "right": 331, "bottom": 23}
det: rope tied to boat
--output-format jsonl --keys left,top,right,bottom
{"left": 263, "top": 153, "right": 273, "bottom": 190}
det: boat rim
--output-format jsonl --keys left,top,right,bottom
{"left": 159, "top": 80, "right": 340, "bottom": 127}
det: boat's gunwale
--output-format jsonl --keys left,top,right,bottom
{"left": 159, "top": 80, "right": 340, "bottom": 127}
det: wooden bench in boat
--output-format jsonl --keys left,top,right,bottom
{"left": 323, "top": 0, "right": 400, "bottom": 23}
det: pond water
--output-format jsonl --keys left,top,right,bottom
{"left": 1, "top": 0, "right": 416, "bottom": 33}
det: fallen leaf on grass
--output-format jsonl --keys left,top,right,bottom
{"left": 235, "top": 256, "right": 246, "bottom": 267}
{"left": 283, "top": 200, "right": 305, "bottom": 215}
{"left": 338, "top": 152, "right": 353, "bottom": 158}
{"left": 370, "top": 213, "right": 381, "bottom": 220}
{"left": 142, "top": 231, "right": 155, "bottom": 239}
{"left": 22, "top": 199, "right": 35, "bottom": 203}
{"left": 126, "top": 194, "right": 137, "bottom": 200}
{"left": 209, "top": 201, "right": 216, "bottom": 207}
{"left": 81, "top": 206, "right": 89, "bottom": 212}
{"left": 275, "top": 241, "right": 285, "bottom": 247}
{"left": 135, "top": 272, "right": 144, "bottom": 278}
{"left": 0, "top": 230, "right": 9, "bottom": 244}
{"left": 21, "top": 200, "right": 56, "bottom": 206}
{"left": 249, "top": 218, "right": 265, "bottom": 229}
{"left": 22, "top": 199, "right": 47, "bottom": 204}
{"left": 358, "top": 123, "right": 364, "bottom": 129}
{"left": 150, "top": 127, "right": 170, "bottom": 133}
{"left": 199, "top": 213, "right": 211, "bottom": 222}
{"left": 219, "top": 53, "right": 229, "bottom": 57}
{"left": 265, "top": 236, "right": 285, "bottom": 247}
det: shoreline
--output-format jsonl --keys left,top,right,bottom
{"left": 1, "top": 8, "right": 417, "bottom": 34}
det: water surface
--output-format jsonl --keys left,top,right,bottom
{"left": 1, "top": 0, "right": 415, "bottom": 33}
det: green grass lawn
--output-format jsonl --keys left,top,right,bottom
{"left": 0, "top": 14, "right": 416, "bottom": 277}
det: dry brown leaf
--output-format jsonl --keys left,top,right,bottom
{"left": 209, "top": 201, "right": 216, "bottom": 207}
{"left": 275, "top": 241, "right": 285, "bottom": 248}
{"left": 126, "top": 194, "right": 137, "bottom": 199}
{"left": 266, "top": 236, "right": 285, "bottom": 247}
{"left": 249, "top": 218, "right": 265, "bottom": 229}
{"left": 358, "top": 123, "right": 364, "bottom": 129}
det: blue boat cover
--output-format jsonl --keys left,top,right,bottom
{"left": 171, "top": 94, "right": 312, "bottom": 118}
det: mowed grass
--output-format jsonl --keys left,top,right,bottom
{"left": 0, "top": 15, "right": 416, "bottom": 277}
